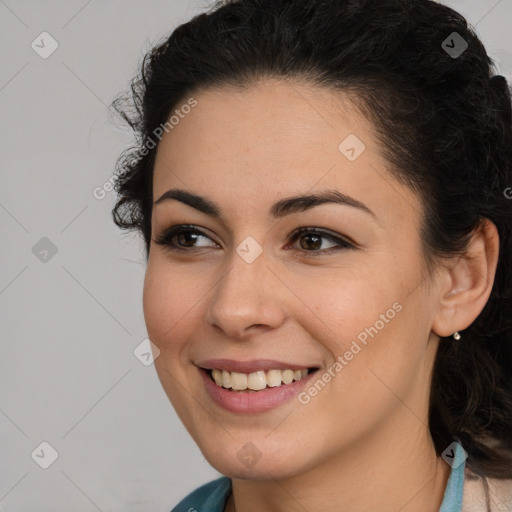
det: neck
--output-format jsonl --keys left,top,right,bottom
{"left": 225, "top": 426, "right": 451, "bottom": 512}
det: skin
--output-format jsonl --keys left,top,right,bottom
{"left": 143, "top": 79, "right": 499, "bottom": 512}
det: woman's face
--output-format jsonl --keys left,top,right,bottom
{"left": 143, "top": 80, "right": 445, "bottom": 479}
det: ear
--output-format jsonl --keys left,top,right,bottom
{"left": 431, "top": 218, "right": 500, "bottom": 338}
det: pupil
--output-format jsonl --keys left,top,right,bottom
{"left": 301, "top": 234, "right": 321, "bottom": 250}
{"left": 179, "top": 232, "right": 196, "bottom": 246}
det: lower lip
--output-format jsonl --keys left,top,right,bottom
{"left": 199, "top": 368, "right": 317, "bottom": 414}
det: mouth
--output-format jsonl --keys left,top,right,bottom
{"left": 197, "top": 361, "right": 322, "bottom": 413}
{"left": 204, "top": 367, "right": 319, "bottom": 393}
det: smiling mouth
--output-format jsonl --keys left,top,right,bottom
{"left": 207, "top": 368, "right": 319, "bottom": 392}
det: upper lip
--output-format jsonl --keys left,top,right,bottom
{"left": 196, "top": 359, "right": 317, "bottom": 374}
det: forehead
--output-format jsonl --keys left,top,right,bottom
{"left": 156, "top": 80, "right": 368, "bottom": 170}
{"left": 152, "top": 80, "right": 421, "bottom": 231}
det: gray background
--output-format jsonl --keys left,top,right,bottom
{"left": 1, "top": 1, "right": 511, "bottom": 510}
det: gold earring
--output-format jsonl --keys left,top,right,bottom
{"left": 453, "top": 332, "right": 461, "bottom": 340}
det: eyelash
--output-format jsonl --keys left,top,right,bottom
{"left": 153, "top": 224, "right": 355, "bottom": 255}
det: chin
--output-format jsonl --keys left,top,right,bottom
{"left": 198, "top": 440, "right": 311, "bottom": 481}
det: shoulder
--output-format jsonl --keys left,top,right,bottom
{"left": 462, "top": 467, "right": 512, "bottom": 512}
{"left": 169, "top": 476, "right": 232, "bottom": 512}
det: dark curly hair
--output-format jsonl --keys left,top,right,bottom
{"left": 111, "top": 0, "right": 512, "bottom": 482}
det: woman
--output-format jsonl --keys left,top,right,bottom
{"left": 111, "top": 0, "right": 512, "bottom": 510}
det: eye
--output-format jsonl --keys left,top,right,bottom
{"left": 153, "top": 225, "right": 219, "bottom": 251}
{"left": 153, "top": 225, "right": 355, "bottom": 254}
{"left": 287, "top": 227, "right": 355, "bottom": 254}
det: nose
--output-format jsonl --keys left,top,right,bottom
{"left": 205, "top": 246, "right": 287, "bottom": 340}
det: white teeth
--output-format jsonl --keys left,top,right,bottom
{"left": 266, "top": 369, "right": 282, "bottom": 387}
{"left": 212, "top": 369, "right": 223, "bottom": 386}
{"left": 282, "top": 369, "right": 294, "bottom": 385}
{"left": 247, "top": 371, "right": 267, "bottom": 391}
{"left": 230, "top": 372, "right": 247, "bottom": 390}
{"left": 222, "top": 370, "right": 232, "bottom": 389}
{"left": 210, "top": 368, "right": 310, "bottom": 391}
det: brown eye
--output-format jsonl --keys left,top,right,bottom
{"left": 288, "top": 228, "right": 354, "bottom": 254}
{"left": 175, "top": 230, "right": 201, "bottom": 248}
{"left": 154, "top": 225, "right": 218, "bottom": 251}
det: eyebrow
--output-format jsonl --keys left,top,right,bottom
{"left": 153, "top": 188, "right": 376, "bottom": 220}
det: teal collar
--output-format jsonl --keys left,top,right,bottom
{"left": 439, "top": 441, "right": 466, "bottom": 512}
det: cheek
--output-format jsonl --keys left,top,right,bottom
{"left": 320, "top": 288, "right": 433, "bottom": 426}
{"left": 294, "top": 264, "right": 397, "bottom": 345}
{"left": 298, "top": 260, "right": 426, "bottom": 387}
{"left": 142, "top": 260, "right": 194, "bottom": 354}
